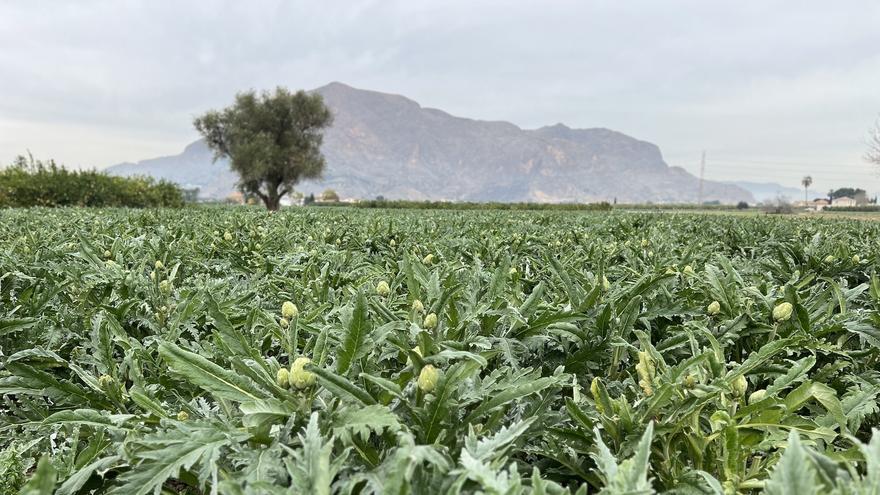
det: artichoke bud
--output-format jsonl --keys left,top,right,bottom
{"left": 422, "top": 254, "right": 434, "bottom": 265}
{"left": 722, "top": 481, "right": 736, "bottom": 494}
{"left": 281, "top": 301, "right": 299, "bottom": 319}
{"left": 508, "top": 266, "right": 518, "bottom": 276}
{"left": 411, "top": 299, "right": 424, "bottom": 313}
{"left": 641, "top": 239, "right": 649, "bottom": 248}
{"left": 289, "top": 357, "right": 316, "bottom": 389}
{"left": 279, "top": 317, "right": 289, "bottom": 329}
{"left": 155, "top": 260, "right": 164, "bottom": 270}
{"left": 824, "top": 255, "right": 836, "bottom": 263}
{"left": 150, "top": 271, "right": 156, "bottom": 281}
{"left": 104, "top": 250, "right": 112, "bottom": 258}
{"left": 417, "top": 364, "right": 440, "bottom": 392}
{"left": 748, "top": 389, "right": 767, "bottom": 404}
{"left": 601, "top": 275, "right": 610, "bottom": 291}
{"left": 159, "top": 280, "right": 172, "bottom": 294}
{"left": 98, "top": 374, "right": 114, "bottom": 388}
{"left": 707, "top": 301, "right": 721, "bottom": 315}
{"left": 176, "top": 411, "right": 189, "bottom": 421}
{"left": 390, "top": 239, "right": 396, "bottom": 247}
{"left": 224, "top": 232, "right": 233, "bottom": 241}
{"left": 423, "top": 313, "right": 438, "bottom": 330}
{"left": 376, "top": 281, "right": 391, "bottom": 297}
{"left": 852, "top": 254, "right": 861, "bottom": 263}
{"left": 683, "top": 265, "right": 695, "bottom": 276}
{"left": 276, "top": 367, "right": 290, "bottom": 388}
{"left": 683, "top": 373, "right": 696, "bottom": 389}
{"left": 731, "top": 374, "right": 748, "bottom": 397}
{"left": 636, "top": 351, "right": 656, "bottom": 396}
{"left": 773, "top": 302, "right": 793, "bottom": 322}
{"left": 590, "top": 377, "right": 604, "bottom": 413}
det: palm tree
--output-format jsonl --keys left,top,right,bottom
{"left": 801, "top": 175, "right": 813, "bottom": 205}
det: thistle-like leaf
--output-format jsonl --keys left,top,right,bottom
{"left": 158, "top": 341, "right": 269, "bottom": 403}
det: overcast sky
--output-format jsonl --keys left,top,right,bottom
{"left": 1, "top": 0, "right": 879, "bottom": 195}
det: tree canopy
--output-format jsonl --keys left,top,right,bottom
{"left": 828, "top": 187, "right": 865, "bottom": 199}
{"left": 321, "top": 188, "right": 340, "bottom": 202}
{"left": 194, "top": 87, "right": 333, "bottom": 210}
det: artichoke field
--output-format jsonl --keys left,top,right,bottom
{"left": 1, "top": 207, "right": 880, "bottom": 494}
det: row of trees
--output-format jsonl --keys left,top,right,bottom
{"left": 0, "top": 155, "right": 183, "bottom": 208}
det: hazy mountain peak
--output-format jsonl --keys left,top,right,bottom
{"left": 315, "top": 82, "right": 422, "bottom": 110}
{"left": 316, "top": 81, "right": 352, "bottom": 90}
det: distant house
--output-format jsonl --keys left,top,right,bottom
{"left": 833, "top": 196, "right": 857, "bottom": 207}
{"left": 225, "top": 192, "right": 244, "bottom": 204}
{"left": 813, "top": 198, "right": 830, "bottom": 211}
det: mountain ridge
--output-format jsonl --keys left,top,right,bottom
{"left": 107, "top": 82, "right": 754, "bottom": 204}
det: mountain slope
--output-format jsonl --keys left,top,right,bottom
{"left": 106, "top": 82, "right": 753, "bottom": 204}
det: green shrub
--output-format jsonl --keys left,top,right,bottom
{"left": 0, "top": 154, "right": 183, "bottom": 208}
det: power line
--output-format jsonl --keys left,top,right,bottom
{"left": 681, "top": 170, "right": 872, "bottom": 180}
{"left": 675, "top": 161, "right": 872, "bottom": 172}
{"left": 671, "top": 156, "right": 880, "bottom": 193}
{"left": 674, "top": 162, "right": 877, "bottom": 176}
{"left": 674, "top": 157, "right": 870, "bottom": 169}
{"left": 709, "top": 157, "right": 867, "bottom": 168}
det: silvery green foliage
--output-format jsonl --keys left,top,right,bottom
{"left": 765, "top": 429, "right": 880, "bottom": 495}
{"left": 0, "top": 207, "right": 879, "bottom": 493}
{"left": 592, "top": 423, "right": 654, "bottom": 495}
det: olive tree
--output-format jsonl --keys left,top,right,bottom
{"left": 194, "top": 87, "right": 333, "bottom": 210}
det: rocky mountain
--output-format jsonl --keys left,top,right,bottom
{"left": 107, "top": 82, "right": 753, "bottom": 204}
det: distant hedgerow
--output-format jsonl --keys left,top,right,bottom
{"left": 321, "top": 199, "right": 614, "bottom": 211}
{"left": 0, "top": 154, "right": 183, "bottom": 208}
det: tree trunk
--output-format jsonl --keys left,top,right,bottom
{"left": 264, "top": 195, "right": 280, "bottom": 211}
{"left": 259, "top": 183, "right": 281, "bottom": 211}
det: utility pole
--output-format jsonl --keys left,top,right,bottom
{"left": 697, "top": 150, "right": 706, "bottom": 206}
